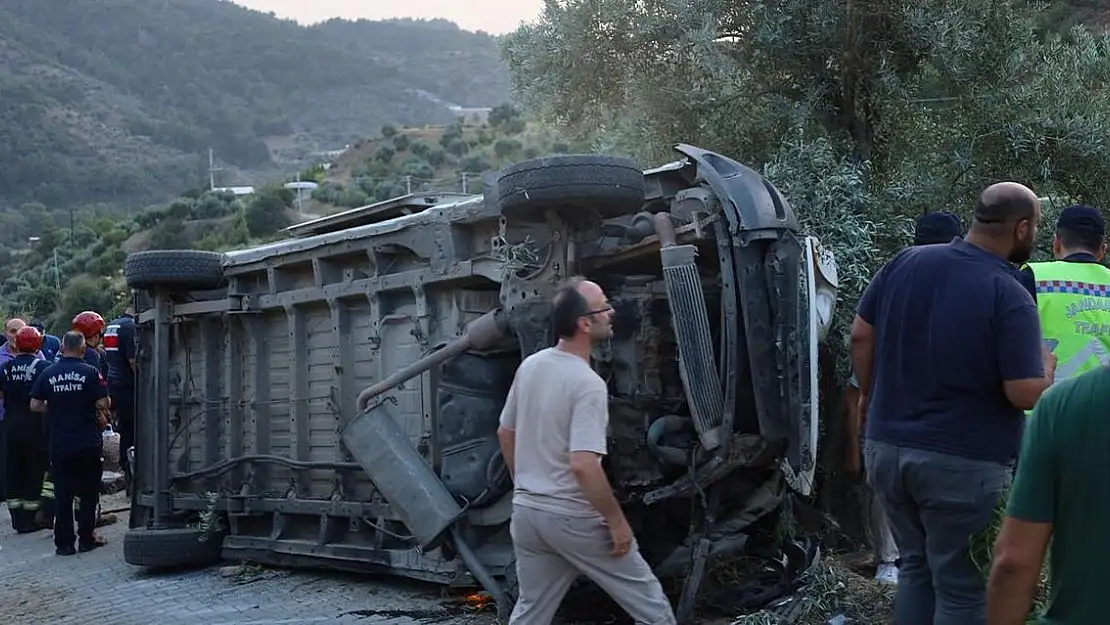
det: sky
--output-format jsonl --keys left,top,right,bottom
{"left": 232, "top": 0, "right": 545, "bottom": 34}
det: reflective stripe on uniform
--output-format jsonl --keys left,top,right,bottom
{"left": 23, "top": 500, "right": 39, "bottom": 511}
{"left": 41, "top": 480, "right": 54, "bottom": 499}
{"left": 1029, "top": 260, "right": 1110, "bottom": 386}
{"left": 6, "top": 499, "right": 25, "bottom": 509}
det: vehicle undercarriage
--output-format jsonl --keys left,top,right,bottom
{"left": 122, "top": 144, "right": 839, "bottom": 623}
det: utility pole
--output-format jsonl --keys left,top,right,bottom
{"left": 53, "top": 248, "right": 60, "bottom": 291}
{"left": 208, "top": 148, "right": 222, "bottom": 191}
{"left": 405, "top": 175, "right": 412, "bottom": 194}
{"left": 69, "top": 208, "right": 74, "bottom": 244}
{"left": 295, "top": 172, "right": 304, "bottom": 214}
{"left": 461, "top": 172, "right": 468, "bottom": 194}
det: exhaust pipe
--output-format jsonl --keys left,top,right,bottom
{"left": 356, "top": 308, "right": 509, "bottom": 413}
{"left": 654, "top": 213, "right": 726, "bottom": 451}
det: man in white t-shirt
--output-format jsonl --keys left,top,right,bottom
{"left": 497, "top": 277, "right": 676, "bottom": 625}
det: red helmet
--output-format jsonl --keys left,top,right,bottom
{"left": 72, "top": 311, "right": 106, "bottom": 340}
{"left": 13, "top": 326, "right": 43, "bottom": 354}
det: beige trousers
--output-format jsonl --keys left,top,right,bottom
{"left": 508, "top": 505, "right": 677, "bottom": 625}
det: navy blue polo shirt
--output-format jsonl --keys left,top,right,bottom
{"left": 104, "top": 314, "right": 137, "bottom": 390}
{"left": 55, "top": 345, "right": 108, "bottom": 378}
{"left": 31, "top": 356, "right": 108, "bottom": 456}
{"left": 0, "top": 354, "right": 50, "bottom": 430}
{"left": 857, "top": 239, "right": 1044, "bottom": 464}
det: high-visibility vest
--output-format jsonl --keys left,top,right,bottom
{"left": 1026, "top": 260, "right": 1110, "bottom": 384}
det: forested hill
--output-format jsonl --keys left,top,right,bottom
{"left": 0, "top": 0, "right": 510, "bottom": 207}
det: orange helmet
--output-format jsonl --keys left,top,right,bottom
{"left": 72, "top": 311, "right": 106, "bottom": 340}
{"left": 13, "top": 326, "right": 43, "bottom": 354}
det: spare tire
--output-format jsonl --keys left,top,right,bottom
{"left": 124, "top": 250, "right": 226, "bottom": 292}
{"left": 496, "top": 154, "right": 646, "bottom": 221}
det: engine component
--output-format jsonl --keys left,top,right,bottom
{"left": 647, "top": 415, "right": 697, "bottom": 467}
{"left": 356, "top": 308, "right": 509, "bottom": 412}
{"left": 437, "top": 350, "right": 518, "bottom": 503}
{"left": 654, "top": 213, "right": 726, "bottom": 451}
{"left": 341, "top": 402, "right": 463, "bottom": 551}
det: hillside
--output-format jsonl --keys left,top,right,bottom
{"left": 0, "top": 106, "right": 596, "bottom": 331}
{"left": 303, "top": 107, "right": 593, "bottom": 215}
{"left": 0, "top": 0, "right": 510, "bottom": 208}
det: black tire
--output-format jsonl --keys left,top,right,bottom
{"left": 124, "top": 250, "right": 226, "bottom": 291}
{"left": 496, "top": 154, "right": 646, "bottom": 221}
{"left": 123, "top": 527, "right": 223, "bottom": 569}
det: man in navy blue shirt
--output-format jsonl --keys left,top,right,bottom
{"left": 104, "top": 306, "right": 138, "bottom": 483}
{"left": 30, "top": 320, "right": 61, "bottom": 363}
{"left": 851, "top": 182, "right": 1055, "bottom": 625}
{"left": 31, "top": 331, "right": 111, "bottom": 556}
{"left": 845, "top": 210, "right": 964, "bottom": 586}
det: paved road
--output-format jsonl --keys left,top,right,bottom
{"left": 0, "top": 496, "right": 497, "bottom": 625}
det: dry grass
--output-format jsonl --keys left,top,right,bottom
{"left": 729, "top": 555, "right": 894, "bottom": 625}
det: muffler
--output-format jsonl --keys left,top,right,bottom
{"left": 341, "top": 401, "right": 464, "bottom": 551}
{"left": 654, "top": 213, "right": 726, "bottom": 451}
{"left": 341, "top": 401, "right": 510, "bottom": 617}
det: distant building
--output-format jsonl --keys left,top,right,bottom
{"left": 214, "top": 186, "right": 255, "bottom": 196}
{"left": 449, "top": 106, "right": 492, "bottom": 126}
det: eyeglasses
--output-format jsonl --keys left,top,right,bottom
{"left": 580, "top": 305, "right": 613, "bottom": 317}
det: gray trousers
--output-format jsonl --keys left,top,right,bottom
{"left": 508, "top": 504, "right": 676, "bottom": 625}
{"left": 867, "top": 484, "right": 900, "bottom": 564}
{"left": 864, "top": 440, "right": 1010, "bottom": 625}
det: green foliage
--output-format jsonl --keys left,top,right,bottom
{"left": 488, "top": 103, "right": 522, "bottom": 127}
{"left": 494, "top": 138, "right": 523, "bottom": 159}
{"left": 502, "top": 0, "right": 1110, "bottom": 364}
{"left": 0, "top": 189, "right": 276, "bottom": 331}
{"left": 0, "top": 4, "right": 510, "bottom": 207}
{"left": 245, "top": 187, "right": 294, "bottom": 238}
{"left": 376, "top": 146, "right": 396, "bottom": 163}
{"left": 306, "top": 119, "right": 576, "bottom": 208}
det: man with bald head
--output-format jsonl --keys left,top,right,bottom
{"left": 851, "top": 182, "right": 1056, "bottom": 625}
{"left": 497, "top": 277, "right": 676, "bottom": 624}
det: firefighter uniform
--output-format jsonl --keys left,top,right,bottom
{"left": 31, "top": 348, "right": 110, "bottom": 555}
{"left": 1019, "top": 204, "right": 1110, "bottom": 385}
{"left": 1, "top": 328, "right": 50, "bottom": 533}
{"left": 104, "top": 310, "right": 137, "bottom": 481}
{"left": 41, "top": 312, "right": 117, "bottom": 531}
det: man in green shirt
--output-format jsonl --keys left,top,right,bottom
{"left": 986, "top": 366, "right": 1110, "bottom": 624}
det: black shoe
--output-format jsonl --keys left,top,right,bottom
{"left": 55, "top": 545, "right": 77, "bottom": 556}
{"left": 11, "top": 510, "right": 43, "bottom": 534}
{"left": 78, "top": 535, "right": 107, "bottom": 553}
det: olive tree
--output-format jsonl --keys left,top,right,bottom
{"left": 503, "top": 0, "right": 1110, "bottom": 336}
{"left": 502, "top": 0, "right": 1110, "bottom": 550}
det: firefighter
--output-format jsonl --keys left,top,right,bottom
{"left": 61, "top": 311, "right": 109, "bottom": 378}
{"left": 31, "top": 331, "right": 112, "bottom": 555}
{"left": 0, "top": 326, "right": 51, "bottom": 533}
{"left": 45, "top": 311, "right": 118, "bottom": 528}
{"left": 1017, "top": 204, "right": 1110, "bottom": 384}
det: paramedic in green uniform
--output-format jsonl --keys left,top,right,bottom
{"left": 1016, "top": 204, "right": 1110, "bottom": 383}
{"left": 986, "top": 366, "right": 1110, "bottom": 624}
